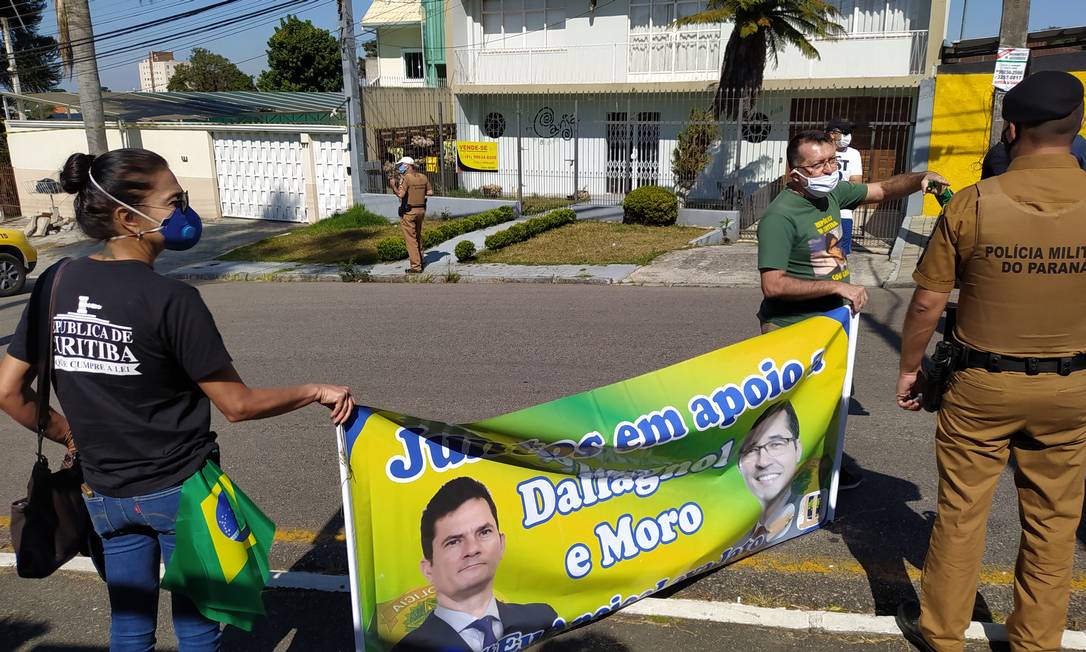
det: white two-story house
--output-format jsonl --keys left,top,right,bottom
{"left": 443, "top": 0, "right": 949, "bottom": 240}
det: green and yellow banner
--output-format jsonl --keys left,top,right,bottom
{"left": 337, "top": 308, "right": 856, "bottom": 651}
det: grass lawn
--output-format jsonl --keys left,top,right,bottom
{"left": 218, "top": 206, "right": 437, "bottom": 265}
{"left": 474, "top": 221, "right": 711, "bottom": 266}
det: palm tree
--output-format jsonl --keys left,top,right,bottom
{"left": 678, "top": 0, "right": 845, "bottom": 119}
{"left": 54, "top": 0, "right": 107, "bottom": 154}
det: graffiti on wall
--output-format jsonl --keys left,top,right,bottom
{"left": 533, "top": 107, "right": 577, "bottom": 140}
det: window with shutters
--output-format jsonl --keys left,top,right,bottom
{"left": 481, "top": 0, "right": 566, "bottom": 49}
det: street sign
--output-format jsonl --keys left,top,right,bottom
{"left": 993, "top": 47, "right": 1030, "bottom": 91}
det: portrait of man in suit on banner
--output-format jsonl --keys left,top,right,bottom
{"left": 391, "top": 476, "right": 558, "bottom": 652}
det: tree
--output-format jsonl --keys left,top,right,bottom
{"left": 168, "top": 48, "right": 256, "bottom": 92}
{"left": 678, "top": 0, "right": 844, "bottom": 118}
{"left": 54, "top": 0, "right": 107, "bottom": 153}
{"left": 0, "top": 0, "right": 62, "bottom": 92}
{"left": 671, "top": 107, "right": 718, "bottom": 199}
{"left": 257, "top": 16, "right": 342, "bottom": 92}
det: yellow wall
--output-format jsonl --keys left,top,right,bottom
{"left": 925, "top": 70, "right": 1086, "bottom": 215}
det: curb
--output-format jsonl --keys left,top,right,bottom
{"left": 5, "top": 553, "right": 1084, "bottom": 649}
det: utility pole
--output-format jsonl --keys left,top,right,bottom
{"left": 148, "top": 51, "right": 155, "bottom": 91}
{"left": 1, "top": 17, "right": 23, "bottom": 119}
{"left": 63, "top": 0, "right": 108, "bottom": 154}
{"left": 989, "top": 0, "right": 1030, "bottom": 147}
{"left": 338, "top": 0, "right": 366, "bottom": 205}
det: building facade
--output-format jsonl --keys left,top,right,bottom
{"left": 439, "top": 0, "right": 949, "bottom": 244}
{"left": 138, "top": 52, "right": 184, "bottom": 92}
{"left": 362, "top": 0, "right": 446, "bottom": 87}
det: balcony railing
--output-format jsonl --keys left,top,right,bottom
{"left": 453, "top": 30, "right": 928, "bottom": 86}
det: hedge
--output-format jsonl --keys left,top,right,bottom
{"left": 484, "top": 209, "right": 577, "bottom": 251}
{"left": 622, "top": 185, "right": 678, "bottom": 226}
{"left": 376, "top": 206, "right": 516, "bottom": 261}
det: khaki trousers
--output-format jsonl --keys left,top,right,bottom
{"left": 919, "top": 368, "right": 1086, "bottom": 652}
{"left": 400, "top": 210, "right": 425, "bottom": 271}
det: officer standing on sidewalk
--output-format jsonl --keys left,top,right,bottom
{"left": 895, "top": 70, "right": 1086, "bottom": 652}
{"left": 390, "top": 156, "right": 433, "bottom": 274}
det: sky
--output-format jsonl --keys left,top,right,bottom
{"left": 31, "top": 0, "right": 1086, "bottom": 93}
{"left": 950, "top": 0, "right": 1086, "bottom": 40}
{"left": 42, "top": 0, "right": 374, "bottom": 92}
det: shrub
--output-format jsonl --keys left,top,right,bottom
{"left": 376, "top": 237, "right": 408, "bottom": 262}
{"left": 484, "top": 209, "right": 577, "bottom": 250}
{"left": 481, "top": 184, "right": 503, "bottom": 198}
{"left": 623, "top": 186, "right": 678, "bottom": 226}
{"left": 454, "top": 240, "right": 476, "bottom": 261}
{"left": 376, "top": 206, "right": 516, "bottom": 261}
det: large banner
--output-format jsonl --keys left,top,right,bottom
{"left": 336, "top": 308, "right": 857, "bottom": 651}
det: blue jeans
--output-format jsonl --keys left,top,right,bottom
{"left": 83, "top": 484, "right": 222, "bottom": 652}
{"left": 840, "top": 215, "right": 854, "bottom": 255}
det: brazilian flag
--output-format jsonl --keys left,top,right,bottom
{"left": 162, "top": 460, "right": 276, "bottom": 631}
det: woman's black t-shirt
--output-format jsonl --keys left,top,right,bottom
{"left": 8, "top": 258, "right": 232, "bottom": 497}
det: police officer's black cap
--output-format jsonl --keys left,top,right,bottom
{"left": 827, "top": 117, "right": 851, "bottom": 134}
{"left": 1003, "top": 70, "right": 1084, "bottom": 124}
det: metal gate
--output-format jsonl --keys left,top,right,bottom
{"left": 213, "top": 132, "right": 307, "bottom": 222}
{"left": 312, "top": 134, "right": 350, "bottom": 219}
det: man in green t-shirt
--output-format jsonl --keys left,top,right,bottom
{"left": 756, "top": 130, "right": 947, "bottom": 490}
{"left": 757, "top": 130, "right": 948, "bottom": 331}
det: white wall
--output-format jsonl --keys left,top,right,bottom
{"left": 452, "top": 0, "right": 930, "bottom": 85}
{"left": 452, "top": 91, "right": 796, "bottom": 205}
{"left": 7, "top": 123, "right": 219, "bottom": 220}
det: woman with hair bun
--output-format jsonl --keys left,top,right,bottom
{"left": 0, "top": 148, "right": 355, "bottom": 650}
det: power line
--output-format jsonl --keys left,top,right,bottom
{"left": 19, "top": 0, "right": 254, "bottom": 58}
{"left": 97, "top": 0, "right": 335, "bottom": 74}
{"left": 11, "top": 0, "right": 319, "bottom": 77}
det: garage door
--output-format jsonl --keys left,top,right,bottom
{"left": 312, "top": 134, "right": 350, "bottom": 219}
{"left": 213, "top": 132, "right": 307, "bottom": 222}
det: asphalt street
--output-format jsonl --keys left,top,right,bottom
{"left": 0, "top": 280, "right": 1082, "bottom": 649}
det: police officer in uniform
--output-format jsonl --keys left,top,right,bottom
{"left": 390, "top": 156, "right": 433, "bottom": 273}
{"left": 894, "top": 70, "right": 1086, "bottom": 652}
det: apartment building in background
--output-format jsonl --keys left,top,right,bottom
{"left": 139, "top": 51, "right": 185, "bottom": 92}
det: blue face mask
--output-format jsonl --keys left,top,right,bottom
{"left": 90, "top": 172, "right": 203, "bottom": 250}
{"left": 397, "top": 164, "right": 409, "bottom": 174}
{"left": 136, "top": 201, "right": 203, "bottom": 251}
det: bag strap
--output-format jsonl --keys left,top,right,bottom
{"left": 30, "top": 258, "right": 70, "bottom": 460}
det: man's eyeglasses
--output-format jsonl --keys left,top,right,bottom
{"left": 795, "top": 157, "right": 839, "bottom": 176}
{"left": 741, "top": 437, "right": 797, "bottom": 461}
{"left": 134, "top": 190, "right": 189, "bottom": 213}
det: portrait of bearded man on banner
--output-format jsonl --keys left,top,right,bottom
{"left": 391, "top": 477, "right": 557, "bottom": 652}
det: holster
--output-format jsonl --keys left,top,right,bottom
{"left": 920, "top": 304, "right": 960, "bottom": 413}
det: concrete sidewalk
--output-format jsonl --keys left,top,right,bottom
{"left": 623, "top": 243, "right": 897, "bottom": 288}
{"left": 168, "top": 242, "right": 904, "bottom": 289}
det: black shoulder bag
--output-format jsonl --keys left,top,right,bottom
{"left": 9, "top": 259, "right": 104, "bottom": 579}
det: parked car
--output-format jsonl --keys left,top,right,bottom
{"left": 0, "top": 227, "right": 37, "bottom": 296}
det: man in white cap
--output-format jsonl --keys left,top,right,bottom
{"left": 389, "top": 156, "right": 433, "bottom": 273}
